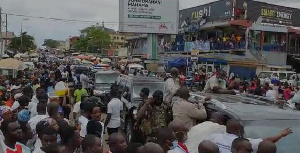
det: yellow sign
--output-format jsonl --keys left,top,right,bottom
{"left": 191, "top": 50, "right": 199, "bottom": 56}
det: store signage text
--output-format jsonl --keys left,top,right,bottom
{"left": 261, "top": 8, "right": 292, "bottom": 20}
{"left": 191, "top": 6, "right": 211, "bottom": 20}
{"left": 128, "top": 0, "right": 162, "bottom": 8}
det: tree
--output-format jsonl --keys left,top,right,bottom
{"left": 8, "top": 32, "right": 36, "bottom": 52}
{"left": 74, "top": 27, "right": 111, "bottom": 53}
{"left": 43, "top": 39, "right": 60, "bottom": 48}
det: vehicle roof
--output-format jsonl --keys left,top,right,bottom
{"left": 197, "top": 93, "right": 300, "bottom": 121}
{"left": 127, "top": 64, "right": 144, "bottom": 68}
{"left": 95, "top": 70, "right": 120, "bottom": 74}
{"left": 259, "top": 71, "right": 296, "bottom": 73}
{"left": 119, "top": 75, "right": 164, "bottom": 83}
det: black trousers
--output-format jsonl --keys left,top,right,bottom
{"left": 107, "top": 127, "right": 119, "bottom": 135}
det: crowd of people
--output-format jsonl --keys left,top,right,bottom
{"left": 0, "top": 60, "right": 296, "bottom": 153}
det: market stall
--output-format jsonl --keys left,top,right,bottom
{"left": 0, "top": 58, "right": 24, "bottom": 78}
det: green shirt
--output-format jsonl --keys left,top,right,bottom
{"left": 74, "top": 89, "right": 88, "bottom": 102}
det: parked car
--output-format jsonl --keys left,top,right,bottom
{"left": 117, "top": 75, "right": 165, "bottom": 142}
{"left": 190, "top": 93, "right": 300, "bottom": 153}
{"left": 258, "top": 71, "right": 296, "bottom": 85}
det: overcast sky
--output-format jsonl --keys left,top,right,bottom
{"left": 1, "top": 0, "right": 300, "bottom": 45}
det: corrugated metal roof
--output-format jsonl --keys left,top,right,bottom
{"left": 1, "top": 32, "right": 15, "bottom": 39}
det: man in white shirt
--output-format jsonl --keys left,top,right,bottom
{"left": 203, "top": 70, "right": 234, "bottom": 94}
{"left": 28, "top": 103, "right": 48, "bottom": 133}
{"left": 33, "top": 123, "right": 58, "bottom": 153}
{"left": 287, "top": 90, "right": 300, "bottom": 110}
{"left": 164, "top": 68, "right": 180, "bottom": 103}
{"left": 80, "top": 73, "right": 89, "bottom": 89}
{"left": 266, "top": 85, "right": 277, "bottom": 102}
{"left": 206, "top": 119, "right": 292, "bottom": 153}
{"left": 186, "top": 113, "right": 226, "bottom": 153}
{"left": 77, "top": 102, "right": 97, "bottom": 137}
{"left": 104, "top": 89, "right": 123, "bottom": 135}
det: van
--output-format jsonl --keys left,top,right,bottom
{"left": 258, "top": 71, "right": 296, "bottom": 84}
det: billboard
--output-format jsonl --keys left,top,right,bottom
{"left": 236, "top": 0, "right": 300, "bottom": 26}
{"left": 179, "top": 0, "right": 233, "bottom": 32}
{"left": 119, "top": 0, "right": 179, "bottom": 34}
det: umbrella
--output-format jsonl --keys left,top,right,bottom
{"left": 133, "top": 58, "right": 142, "bottom": 62}
{"left": 29, "top": 53, "right": 38, "bottom": 57}
{"left": 14, "top": 53, "right": 25, "bottom": 58}
{"left": 82, "top": 60, "right": 94, "bottom": 64}
{"left": 101, "top": 58, "right": 111, "bottom": 63}
{"left": 119, "top": 59, "right": 128, "bottom": 63}
{"left": 2, "top": 54, "right": 9, "bottom": 58}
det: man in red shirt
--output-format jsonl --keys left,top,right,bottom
{"left": 0, "top": 120, "right": 31, "bottom": 153}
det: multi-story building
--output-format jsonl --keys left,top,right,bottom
{"left": 176, "top": 0, "right": 300, "bottom": 76}
{"left": 1, "top": 32, "right": 15, "bottom": 56}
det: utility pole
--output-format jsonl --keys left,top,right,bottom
{"left": 5, "top": 14, "right": 7, "bottom": 54}
{"left": 0, "top": 7, "right": 3, "bottom": 57}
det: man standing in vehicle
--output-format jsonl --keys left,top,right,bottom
{"left": 137, "top": 90, "right": 170, "bottom": 142}
{"left": 203, "top": 70, "right": 234, "bottom": 94}
{"left": 165, "top": 68, "right": 180, "bottom": 103}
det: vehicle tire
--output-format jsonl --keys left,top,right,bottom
{"left": 125, "top": 119, "right": 133, "bottom": 143}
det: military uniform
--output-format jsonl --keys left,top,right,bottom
{"left": 139, "top": 102, "right": 170, "bottom": 141}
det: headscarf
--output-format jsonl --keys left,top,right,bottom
{"left": 0, "top": 106, "right": 10, "bottom": 121}
{"left": 17, "top": 109, "right": 31, "bottom": 122}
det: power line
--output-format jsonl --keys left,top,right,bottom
{"left": 2, "top": 12, "right": 181, "bottom": 25}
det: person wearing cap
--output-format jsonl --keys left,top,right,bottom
{"left": 164, "top": 67, "right": 180, "bottom": 103}
{"left": 137, "top": 90, "right": 171, "bottom": 142}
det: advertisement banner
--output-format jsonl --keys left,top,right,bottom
{"left": 236, "top": 0, "right": 300, "bottom": 26}
{"left": 119, "top": 0, "right": 179, "bottom": 34}
{"left": 184, "top": 41, "right": 210, "bottom": 52}
{"left": 179, "top": 0, "right": 233, "bottom": 33}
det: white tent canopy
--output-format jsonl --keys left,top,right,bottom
{"left": 101, "top": 58, "right": 111, "bottom": 63}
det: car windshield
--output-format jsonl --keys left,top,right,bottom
{"left": 132, "top": 82, "right": 165, "bottom": 99}
{"left": 243, "top": 120, "right": 300, "bottom": 153}
{"left": 259, "top": 72, "right": 273, "bottom": 79}
{"left": 95, "top": 73, "right": 119, "bottom": 84}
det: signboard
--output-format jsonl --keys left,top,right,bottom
{"left": 119, "top": 0, "right": 179, "bottom": 34}
{"left": 184, "top": 41, "right": 210, "bottom": 52}
{"left": 236, "top": 0, "right": 300, "bottom": 26}
{"left": 179, "top": 0, "right": 233, "bottom": 32}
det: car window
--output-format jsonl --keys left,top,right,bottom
{"left": 258, "top": 72, "right": 272, "bottom": 79}
{"left": 279, "top": 73, "right": 286, "bottom": 80}
{"left": 244, "top": 120, "right": 300, "bottom": 153}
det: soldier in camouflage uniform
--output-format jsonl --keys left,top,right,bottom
{"left": 136, "top": 90, "right": 171, "bottom": 142}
